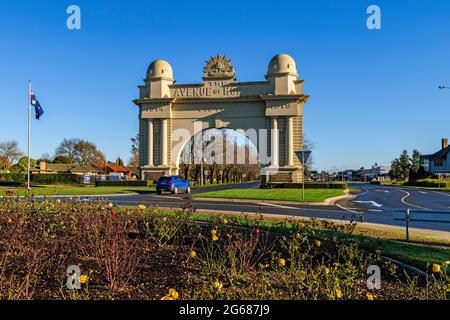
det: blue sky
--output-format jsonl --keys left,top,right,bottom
{"left": 0, "top": 0, "right": 449, "bottom": 171}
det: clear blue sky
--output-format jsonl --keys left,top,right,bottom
{"left": 1, "top": 0, "right": 449, "bottom": 171}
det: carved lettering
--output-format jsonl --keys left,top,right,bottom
{"left": 173, "top": 85, "right": 239, "bottom": 97}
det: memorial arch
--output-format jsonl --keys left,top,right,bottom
{"left": 133, "top": 54, "right": 309, "bottom": 184}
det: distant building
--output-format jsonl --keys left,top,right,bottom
{"left": 32, "top": 162, "right": 100, "bottom": 176}
{"left": 421, "top": 138, "right": 450, "bottom": 177}
{"left": 352, "top": 163, "right": 391, "bottom": 181}
{"left": 32, "top": 161, "right": 133, "bottom": 180}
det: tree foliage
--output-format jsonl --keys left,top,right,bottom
{"left": 0, "top": 141, "right": 23, "bottom": 169}
{"left": 55, "top": 138, "right": 105, "bottom": 165}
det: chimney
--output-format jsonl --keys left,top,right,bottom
{"left": 442, "top": 138, "right": 449, "bottom": 150}
{"left": 40, "top": 161, "right": 46, "bottom": 172}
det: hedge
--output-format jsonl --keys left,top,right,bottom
{"left": 405, "top": 179, "right": 450, "bottom": 188}
{"left": 95, "top": 180, "right": 153, "bottom": 187}
{"left": 369, "top": 180, "right": 382, "bottom": 185}
{"left": 0, "top": 173, "right": 26, "bottom": 183}
{"left": 265, "top": 182, "right": 348, "bottom": 189}
{"left": 32, "top": 174, "right": 80, "bottom": 184}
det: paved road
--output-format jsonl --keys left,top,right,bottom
{"left": 86, "top": 182, "right": 450, "bottom": 233}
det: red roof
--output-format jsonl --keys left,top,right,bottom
{"left": 91, "top": 162, "right": 131, "bottom": 174}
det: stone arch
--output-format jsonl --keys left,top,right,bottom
{"left": 134, "top": 54, "right": 309, "bottom": 184}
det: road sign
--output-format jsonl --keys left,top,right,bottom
{"left": 295, "top": 150, "right": 312, "bottom": 164}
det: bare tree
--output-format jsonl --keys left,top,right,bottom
{"left": 129, "top": 134, "right": 139, "bottom": 167}
{"left": 0, "top": 141, "right": 23, "bottom": 169}
{"left": 55, "top": 138, "right": 105, "bottom": 165}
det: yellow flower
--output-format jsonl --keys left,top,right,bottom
{"left": 324, "top": 267, "right": 330, "bottom": 274}
{"left": 223, "top": 218, "right": 228, "bottom": 225}
{"left": 212, "top": 235, "right": 219, "bottom": 241}
{"left": 278, "top": 258, "right": 286, "bottom": 267}
{"left": 189, "top": 250, "right": 197, "bottom": 258}
{"left": 335, "top": 289, "right": 343, "bottom": 299}
{"left": 161, "top": 295, "right": 174, "bottom": 300}
{"left": 444, "top": 261, "right": 449, "bottom": 267}
{"left": 315, "top": 240, "right": 321, "bottom": 248}
{"left": 169, "top": 288, "right": 179, "bottom": 300}
{"left": 432, "top": 264, "right": 441, "bottom": 273}
{"left": 56, "top": 199, "right": 61, "bottom": 204}
{"left": 138, "top": 204, "right": 146, "bottom": 210}
{"left": 299, "top": 222, "right": 305, "bottom": 229}
{"left": 162, "top": 217, "right": 168, "bottom": 223}
{"left": 7, "top": 217, "right": 12, "bottom": 224}
{"left": 213, "top": 279, "right": 223, "bottom": 291}
{"left": 297, "top": 271, "right": 306, "bottom": 280}
{"left": 367, "top": 293, "right": 374, "bottom": 300}
{"left": 211, "top": 229, "right": 217, "bottom": 236}
{"left": 108, "top": 203, "right": 113, "bottom": 208}
{"left": 79, "top": 275, "right": 88, "bottom": 284}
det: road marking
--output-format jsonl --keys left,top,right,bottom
{"left": 368, "top": 209, "right": 383, "bottom": 212}
{"left": 399, "top": 190, "right": 430, "bottom": 210}
{"left": 375, "top": 190, "right": 390, "bottom": 193}
{"left": 419, "top": 191, "right": 428, "bottom": 195}
{"left": 433, "top": 191, "right": 450, "bottom": 197}
{"left": 336, "top": 204, "right": 361, "bottom": 214}
{"left": 353, "top": 200, "right": 383, "bottom": 208}
{"left": 154, "top": 195, "right": 183, "bottom": 200}
{"left": 358, "top": 188, "right": 369, "bottom": 196}
{"left": 258, "top": 203, "right": 299, "bottom": 210}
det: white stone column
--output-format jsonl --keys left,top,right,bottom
{"left": 271, "top": 117, "right": 279, "bottom": 167}
{"left": 286, "top": 117, "right": 294, "bottom": 166}
{"left": 147, "top": 119, "right": 154, "bottom": 166}
{"left": 161, "top": 119, "right": 168, "bottom": 166}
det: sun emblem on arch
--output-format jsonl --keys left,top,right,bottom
{"left": 203, "top": 54, "right": 236, "bottom": 80}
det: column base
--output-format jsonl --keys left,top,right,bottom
{"left": 140, "top": 166, "right": 171, "bottom": 182}
{"left": 260, "top": 166, "right": 301, "bottom": 185}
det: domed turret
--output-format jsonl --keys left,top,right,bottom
{"left": 147, "top": 59, "right": 173, "bottom": 80}
{"left": 267, "top": 54, "right": 298, "bottom": 77}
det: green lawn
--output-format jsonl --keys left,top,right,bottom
{"left": 0, "top": 185, "right": 155, "bottom": 196}
{"left": 193, "top": 188, "right": 345, "bottom": 202}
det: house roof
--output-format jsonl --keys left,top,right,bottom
{"left": 70, "top": 164, "right": 100, "bottom": 174}
{"left": 422, "top": 146, "right": 449, "bottom": 160}
{"left": 91, "top": 162, "right": 131, "bottom": 174}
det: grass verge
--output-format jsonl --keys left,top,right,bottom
{"left": 0, "top": 185, "right": 156, "bottom": 196}
{"left": 192, "top": 188, "right": 344, "bottom": 202}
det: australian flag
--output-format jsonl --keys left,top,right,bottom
{"left": 29, "top": 87, "right": 44, "bottom": 120}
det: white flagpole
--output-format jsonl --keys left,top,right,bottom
{"left": 27, "top": 80, "right": 31, "bottom": 190}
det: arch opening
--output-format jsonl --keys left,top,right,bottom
{"left": 178, "top": 128, "right": 260, "bottom": 185}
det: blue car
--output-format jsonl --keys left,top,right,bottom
{"left": 156, "top": 176, "right": 191, "bottom": 195}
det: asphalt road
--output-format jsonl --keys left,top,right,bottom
{"left": 86, "top": 182, "right": 450, "bottom": 233}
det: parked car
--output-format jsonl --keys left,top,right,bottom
{"left": 156, "top": 176, "right": 191, "bottom": 194}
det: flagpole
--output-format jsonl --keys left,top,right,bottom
{"left": 27, "top": 80, "right": 31, "bottom": 190}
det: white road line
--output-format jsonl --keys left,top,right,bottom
{"left": 419, "top": 191, "right": 428, "bottom": 195}
{"left": 154, "top": 195, "right": 183, "bottom": 200}
{"left": 399, "top": 190, "right": 430, "bottom": 210}
{"left": 368, "top": 209, "right": 383, "bottom": 212}
{"left": 358, "top": 188, "right": 369, "bottom": 197}
{"left": 336, "top": 204, "right": 361, "bottom": 214}
{"left": 433, "top": 191, "right": 450, "bottom": 197}
{"left": 258, "top": 202, "right": 299, "bottom": 210}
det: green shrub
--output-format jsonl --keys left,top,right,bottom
{"left": 0, "top": 173, "right": 26, "bottom": 183}
{"left": 267, "top": 182, "right": 348, "bottom": 189}
{"left": 31, "top": 174, "right": 80, "bottom": 184}
{"left": 369, "top": 180, "right": 382, "bottom": 185}
{"left": 95, "top": 180, "right": 153, "bottom": 187}
{"left": 405, "top": 179, "right": 449, "bottom": 188}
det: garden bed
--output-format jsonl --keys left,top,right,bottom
{"left": 0, "top": 198, "right": 448, "bottom": 300}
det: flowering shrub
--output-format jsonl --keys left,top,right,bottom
{"left": 0, "top": 197, "right": 448, "bottom": 300}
